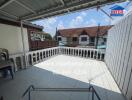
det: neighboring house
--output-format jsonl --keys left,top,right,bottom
{"left": 0, "top": 18, "right": 43, "bottom": 54}
{"left": 55, "top": 25, "right": 112, "bottom": 47}
{"left": 28, "top": 29, "right": 57, "bottom": 51}
{"left": 0, "top": 18, "right": 57, "bottom": 53}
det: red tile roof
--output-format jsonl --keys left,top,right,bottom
{"left": 57, "top": 25, "right": 113, "bottom": 37}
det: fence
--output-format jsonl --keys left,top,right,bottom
{"left": 30, "top": 40, "right": 58, "bottom": 51}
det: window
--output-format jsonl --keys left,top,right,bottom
{"left": 58, "top": 37, "right": 62, "bottom": 41}
{"left": 89, "top": 37, "right": 95, "bottom": 45}
{"left": 104, "top": 38, "right": 107, "bottom": 42}
{"left": 72, "top": 37, "right": 77, "bottom": 41}
{"left": 81, "top": 37, "right": 87, "bottom": 41}
{"left": 90, "top": 37, "right": 95, "bottom": 43}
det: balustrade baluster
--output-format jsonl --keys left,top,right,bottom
{"left": 89, "top": 50, "right": 91, "bottom": 58}
{"left": 96, "top": 50, "right": 98, "bottom": 60}
{"left": 100, "top": 52, "right": 102, "bottom": 60}
{"left": 39, "top": 52, "right": 41, "bottom": 62}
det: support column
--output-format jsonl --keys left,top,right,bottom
{"left": 20, "top": 21, "right": 27, "bottom": 68}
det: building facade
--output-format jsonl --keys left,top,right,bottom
{"left": 56, "top": 25, "right": 112, "bottom": 48}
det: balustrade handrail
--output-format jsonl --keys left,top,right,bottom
{"left": 22, "top": 85, "right": 101, "bottom": 100}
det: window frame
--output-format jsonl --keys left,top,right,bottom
{"left": 72, "top": 37, "right": 77, "bottom": 42}
{"left": 81, "top": 37, "right": 87, "bottom": 42}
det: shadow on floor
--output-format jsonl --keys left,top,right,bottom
{"left": 0, "top": 66, "right": 125, "bottom": 100}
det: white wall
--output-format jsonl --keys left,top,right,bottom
{"left": 98, "top": 38, "right": 104, "bottom": 45}
{"left": 0, "top": 23, "right": 29, "bottom": 54}
{"left": 61, "top": 37, "right": 67, "bottom": 44}
{"left": 58, "top": 36, "right": 67, "bottom": 45}
{"left": 105, "top": 13, "right": 132, "bottom": 100}
{"left": 79, "top": 35, "right": 89, "bottom": 45}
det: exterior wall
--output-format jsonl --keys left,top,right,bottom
{"left": 57, "top": 33, "right": 108, "bottom": 47}
{"left": 0, "top": 23, "right": 29, "bottom": 54}
{"left": 98, "top": 37, "right": 104, "bottom": 45}
{"left": 66, "top": 37, "right": 78, "bottom": 47}
{"left": 62, "top": 37, "right": 67, "bottom": 44}
{"left": 57, "top": 36, "right": 67, "bottom": 45}
{"left": 66, "top": 37, "right": 71, "bottom": 45}
{"left": 98, "top": 34, "right": 107, "bottom": 46}
{"left": 79, "top": 35, "right": 89, "bottom": 45}
{"left": 105, "top": 13, "right": 132, "bottom": 100}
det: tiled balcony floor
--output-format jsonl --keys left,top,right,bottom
{"left": 0, "top": 55, "right": 125, "bottom": 100}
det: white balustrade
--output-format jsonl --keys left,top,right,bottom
{"left": 9, "top": 47, "right": 105, "bottom": 72}
{"left": 60, "top": 47, "right": 105, "bottom": 60}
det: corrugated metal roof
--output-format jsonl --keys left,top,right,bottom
{"left": 0, "top": 0, "right": 125, "bottom": 21}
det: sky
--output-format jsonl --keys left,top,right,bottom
{"left": 32, "top": 1, "right": 131, "bottom": 37}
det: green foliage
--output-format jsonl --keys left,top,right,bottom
{"left": 44, "top": 33, "right": 52, "bottom": 40}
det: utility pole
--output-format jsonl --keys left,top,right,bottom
{"left": 95, "top": 23, "right": 100, "bottom": 49}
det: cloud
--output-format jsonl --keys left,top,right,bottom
{"left": 102, "top": 15, "right": 110, "bottom": 24}
{"left": 68, "top": 10, "right": 89, "bottom": 28}
{"left": 105, "top": 18, "right": 109, "bottom": 23}
{"left": 80, "top": 11, "right": 87, "bottom": 17}
{"left": 32, "top": 17, "right": 58, "bottom": 37}
{"left": 44, "top": 17, "right": 57, "bottom": 29}
{"left": 32, "top": 17, "right": 57, "bottom": 30}
{"left": 47, "top": 17, "right": 57, "bottom": 25}
{"left": 86, "top": 19, "right": 97, "bottom": 27}
{"left": 76, "top": 16, "right": 83, "bottom": 22}
{"left": 69, "top": 16, "right": 84, "bottom": 28}
{"left": 57, "top": 21, "right": 65, "bottom": 29}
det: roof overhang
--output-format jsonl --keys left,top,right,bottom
{"left": 0, "top": 0, "right": 125, "bottom": 22}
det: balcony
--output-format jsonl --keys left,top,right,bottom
{"left": 0, "top": 47, "right": 125, "bottom": 100}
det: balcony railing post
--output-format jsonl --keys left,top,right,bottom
{"left": 90, "top": 50, "right": 92, "bottom": 58}
{"left": 93, "top": 50, "right": 95, "bottom": 59}
{"left": 73, "top": 49, "right": 75, "bottom": 56}
{"left": 100, "top": 52, "right": 102, "bottom": 60}
{"left": 39, "top": 52, "right": 41, "bottom": 62}
{"left": 72, "top": 48, "right": 73, "bottom": 55}
{"left": 82, "top": 50, "right": 84, "bottom": 57}
{"left": 35, "top": 53, "right": 37, "bottom": 64}
{"left": 86, "top": 50, "right": 88, "bottom": 58}
{"left": 77, "top": 49, "right": 79, "bottom": 56}
{"left": 81, "top": 49, "right": 82, "bottom": 57}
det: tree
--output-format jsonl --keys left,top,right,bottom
{"left": 44, "top": 33, "right": 52, "bottom": 40}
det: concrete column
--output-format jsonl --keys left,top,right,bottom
{"left": 20, "top": 21, "right": 27, "bottom": 68}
